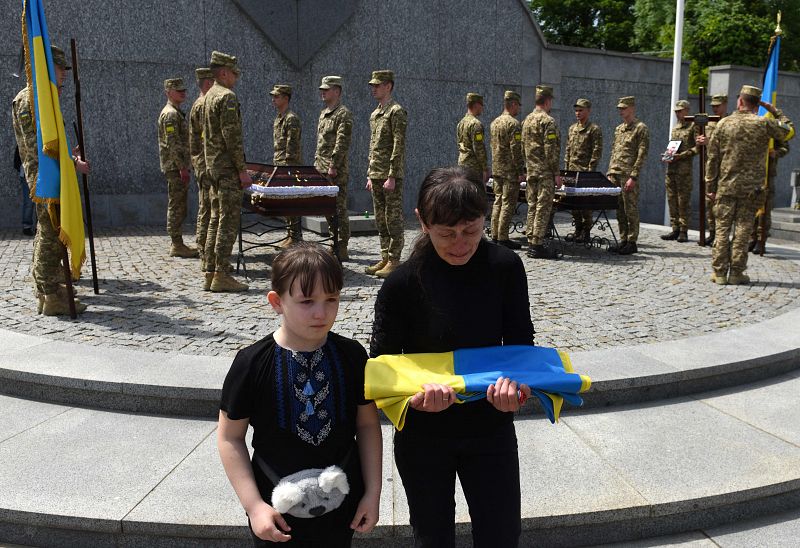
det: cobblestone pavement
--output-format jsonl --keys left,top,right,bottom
{"left": 1, "top": 213, "right": 798, "bottom": 357}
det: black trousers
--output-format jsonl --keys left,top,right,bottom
{"left": 394, "top": 423, "right": 521, "bottom": 548}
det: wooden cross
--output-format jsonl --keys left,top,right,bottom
{"left": 684, "top": 87, "right": 721, "bottom": 246}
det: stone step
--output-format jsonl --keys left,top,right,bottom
{"left": 773, "top": 208, "right": 800, "bottom": 224}
{"left": 1, "top": 371, "right": 800, "bottom": 546}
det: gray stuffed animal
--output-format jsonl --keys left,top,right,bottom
{"left": 271, "top": 465, "right": 350, "bottom": 518}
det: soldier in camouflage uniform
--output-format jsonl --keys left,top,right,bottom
{"left": 564, "top": 98, "right": 603, "bottom": 243}
{"left": 202, "top": 51, "right": 252, "bottom": 292}
{"left": 365, "top": 70, "right": 407, "bottom": 278}
{"left": 456, "top": 92, "right": 488, "bottom": 182}
{"left": 706, "top": 85, "right": 794, "bottom": 285}
{"left": 271, "top": 84, "right": 303, "bottom": 246}
{"left": 607, "top": 96, "right": 649, "bottom": 255}
{"left": 522, "top": 85, "right": 561, "bottom": 260}
{"left": 661, "top": 100, "right": 698, "bottom": 243}
{"left": 189, "top": 67, "right": 215, "bottom": 278}
{"left": 750, "top": 139, "right": 790, "bottom": 254}
{"left": 489, "top": 90, "right": 525, "bottom": 249}
{"left": 315, "top": 76, "right": 353, "bottom": 261}
{"left": 158, "top": 78, "right": 197, "bottom": 258}
{"left": 695, "top": 94, "right": 729, "bottom": 245}
{"left": 11, "top": 45, "right": 88, "bottom": 315}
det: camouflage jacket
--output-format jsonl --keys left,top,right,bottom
{"left": 456, "top": 113, "right": 487, "bottom": 173}
{"left": 273, "top": 110, "right": 302, "bottom": 165}
{"left": 706, "top": 109, "right": 793, "bottom": 198}
{"left": 189, "top": 94, "right": 206, "bottom": 175}
{"left": 490, "top": 112, "right": 524, "bottom": 179}
{"left": 521, "top": 108, "right": 560, "bottom": 178}
{"left": 11, "top": 86, "right": 38, "bottom": 186}
{"left": 767, "top": 140, "right": 790, "bottom": 179}
{"left": 608, "top": 118, "right": 649, "bottom": 180}
{"left": 564, "top": 121, "right": 602, "bottom": 172}
{"left": 202, "top": 82, "right": 246, "bottom": 177}
{"left": 315, "top": 103, "right": 352, "bottom": 174}
{"left": 157, "top": 101, "right": 189, "bottom": 173}
{"left": 368, "top": 99, "right": 407, "bottom": 179}
{"left": 666, "top": 120, "right": 698, "bottom": 174}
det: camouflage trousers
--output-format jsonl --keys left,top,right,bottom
{"left": 525, "top": 175, "right": 554, "bottom": 245}
{"left": 32, "top": 202, "right": 64, "bottom": 295}
{"left": 706, "top": 194, "right": 715, "bottom": 229}
{"left": 204, "top": 173, "right": 242, "bottom": 273}
{"left": 195, "top": 172, "right": 213, "bottom": 257}
{"left": 609, "top": 174, "right": 640, "bottom": 243}
{"left": 491, "top": 177, "right": 520, "bottom": 241}
{"left": 665, "top": 170, "right": 693, "bottom": 231}
{"left": 752, "top": 185, "right": 774, "bottom": 240}
{"left": 370, "top": 178, "right": 404, "bottom": 260}
{"left": 165, "top": 170, "right": 189, "bottom": 243}
{"left": 713, "top": 194, "right": 757, "bottom": 276}
{"left": 571, "top": 210, "right": 593, "bottom": 234}
{"left": 325, "top": 170, "right": 350, "bottom": 248}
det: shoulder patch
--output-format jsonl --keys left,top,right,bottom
{"left": 546, "top": 132, "right": 557, "bottom": 140}
{"left": 226, "top": 98, "right": 237, "bottom": 111}
{"left": 165, "top": 123, "right": 175, "bottom": 133}
{"left": 474, "top": 132, "right": 483, "bottom": 142}
{"left": 514, "top": 132, "right": 521, "bottom": 141}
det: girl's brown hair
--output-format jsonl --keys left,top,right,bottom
{"left": 271, "top": 242, "right": 343, "bottom": 296}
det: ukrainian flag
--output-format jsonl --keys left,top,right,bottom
{"left": 23, "top": 0, "right": 84, "bottom": 278}
{"left": 365, "top": 346, "right": 591, "bottom": 430}
{"left": 757, "top": 33, "right": 780, "bottom": 119}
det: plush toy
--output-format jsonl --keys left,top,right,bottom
{"left": 271, "top": 465, "right": 350, "bottom": 518}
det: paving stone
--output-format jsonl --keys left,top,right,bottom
{"left": 0, "top": 394, "right": 69, "bottom": 443}
{"left": 705, "top": 507, "right": 800, "bottom": 547}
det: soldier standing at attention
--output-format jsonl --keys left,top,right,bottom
{"left": 607, "top": 96, "right": 649, "bottom": 255}
{"left": 661, "top": 99, "right": 698, "bottom": 243}
{"left": 202, "top": 51, "right": 252, "bottom": 292}
{"left": 365, "top": 70, "right": 407, "bottom": 278}
{"left": 706, "top": 85, "right": 793, "bottom": 285}
{"left": 271, "top": 84, "right": 303, "bottom": 247}
{"left": 564, "top": 98, "right": 603, "bottom": 243}
{"left": 750, "top": 139, "right": 789, "bottom": 254}
{"left": 489, "top": 90, "right": 525, "bottom": 249}
{"left": 315, "top": 76, "right": 353, "bottom": 261}
{"left": 521, "top": 84, "right": 561, "bottom": 260}
{"left": 695, "top": 94, "right": 729, "bottom": 245}
{"left": 456, "top": 93, "right": 489, "bottom": 183}
{"left": 158, "top": 77, "right": 198, "bottom": 258}
{"left": 189, "top": 67, "right": 215, "bottom": 285}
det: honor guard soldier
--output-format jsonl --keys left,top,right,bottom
{"left": 202, "top": 51, "right": 252, "bottom": 292}
{"left": 365, "top": 70, "right": 407, "bottom": 278}
{"left": 696, "top": 94, "right": 729, "bottom": 245}
{"left": 750, "top": 138, "right": 789, "bottom": 254}
{"left": 564, "top": 98, "right": 603, "bottom": 243}
{"left": 607, "top": 96, "right": 649, "bottom": 255}
{"left": 315, "top": 76, "right": 353, "bottom": 261}
{"left": 271, "top": 84, "right": 303, "bottom": 247}
{"left": 12, "top": 45, "right": 89, "bottom": 316}
{"left": 522, "top": 84, "right": 561, "bottom": 259}
{"left": 706, "top": 85, "right": 793, "bottom": 285}
{"left": 190, "top": 67, "right": 215, "bottom": 278}
{"left": 456, "top": 92, "right": 489, "bottom": 182}
{"left": 489, "top": 90, "right": 525, "bottom": 249}
{"left": 158, "top": 77, "right": 197, "bottom": 258}
{"left": 661, "top": 99, "right": 698, "bottom": 243}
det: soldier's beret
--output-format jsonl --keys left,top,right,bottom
{"left": 535, "top": 85, "right": 554, "bottom": 98}
{"left": 269, "top": 84, "right": 293, "bottom": 97}
{"left": 504, "top": 90, "right": 521, "bottom": 103}
{"left": 164, "top": 78, "right": 187, "bottom": 91}
{"left": 209, "top": 51, "right": 240, "bottom": 74}
{"left": 51, "top": 46, "right": 70, "bottom": 70}
{"left": 617, "top": 96, "right": 635, "bottom": 108}
{"left": 673, "top": 99, "right": 690, "bottom": 111}
{"left": 319, "top": 75, "right": 343, "bottom": 89}
{"left": 739, "top": 85, "right": 762, "bottom": 99}
{"left": 369, "top": 70, "right": 394, "bottom": 85}
{"left": 195, "top": 67, "right": 214, "bottom": 81}
{"left": 574, "top": 98, "right": 591, "bottom": 108}
{"left": 710, "top": 94, "right": 728, "bottom": 105}
{"left": 466, "top": 92, "right": 483, "bottom": 104}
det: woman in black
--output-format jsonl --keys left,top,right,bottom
{"left": 370, "top": 166, "right": 535, "bottom": 547}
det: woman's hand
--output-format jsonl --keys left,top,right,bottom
{"left": 350, "top": 491, "right": 380, "bottom": 533}
{"left": 409, "top": 383, "right": 456, "bottom": 412}
{"left": 249, "top": 502, "right": 292, "bottom": 542}
{"left": 487, "top": 377, "right": 531, "bottom": 413}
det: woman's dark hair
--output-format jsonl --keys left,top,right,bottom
{"left": 271, "top": 242, "right": 343, "bottom": 296}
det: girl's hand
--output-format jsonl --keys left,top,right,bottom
{"left": 350, "top": 491, "right": 380, "bottom": 533}
{"left": 249, "top": 502, "right": 292, "bottom": 542}
{"left": 487, "top": 377, "right": 531, "bottom": 412}
{"left": 409, "top": 383, "right": 456, "bottom": 412}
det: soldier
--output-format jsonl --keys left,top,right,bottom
{"left": 189, "top": 67, "right": 215, "bottom": 280}
{"left": 661, "top": 99, "right": 698, "bottom": 243}
{"left": 521, "top": 84, "right": 561, "bottom": 259}
{"left": 607, "top": 96, "right": 649, "bottom": 255}
{"left": 12, "top": 45, "right": 89, "bottom": 315}
{"left": 750, "top": 139, "right": 790, "bottom": 254}
{"left": 456, "top": 92, "right": 488, "bottom": 182}
{"left": 489, "top": 90, "right": 525, "bottom": 249}
{"left": 696, "top": 94, "right": 729, "bottom": 245}
{"left": 202, "top": 51, "right": 252, "bottom": 292}
{"left": 158, "top": 78, "right": 197, "bottom": 258}
{"left": 271, "top": 84, "right": 303, "bottom": 247}
{"left": 365, "top": 70, "right": 407, "bottom": 278}
{"left": 315, "top": 76, "right": 353, "bottom": 261}
{"left": 706, "top": 85, "right": 793, "bottom": 285}
{"left": 564, "top": 98, "right": 603, "bottom": 243}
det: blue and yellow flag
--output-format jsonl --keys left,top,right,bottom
{"left": 365, "top": 346, "right": 591, "bottom": 430}
{"left": 23, "top": 0, "right": 84, "bottom": 277}
{"left": 757, "top": 33, "right": 780, "bottom": 119}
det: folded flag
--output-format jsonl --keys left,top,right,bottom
{"left": 365, "top": 345, "right": 591, "bottom": 430}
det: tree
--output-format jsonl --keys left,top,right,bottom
{"left": 529, "top": 0, "right": 637, "bottom": 52}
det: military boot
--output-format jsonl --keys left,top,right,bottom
{"left": 331, "top": 245, "right": 349, "bottom": 261}
{"left": 608, "top": 241, "right": 628, "bottom": 254}
{"left": 660, "top": 229, "right": 680, "bottom": 240}
{"left": 365, "top": 258, "right": 388, "bottom": 275}
{"left": 704, "top": 231, "right": 715, "bottom": 246}
{"left": 375, "top": 259, "right": 400, "bottom": 279}
{"left": 677, "top": 230, "right": 689, "bottom": 243}
{"left": 210, "top": 271, "right": 249, "bottom": 293}
{"left": 170, "top": 241, "right": 199, "bottom": 258}
{"left": 751, "top": 241, "right": 765, "bottom": 255}
{"left": 747, "top": 239, "right": 757, "bottom": 252}
{"left": 619, "top": 242, "right": 638, "bottom": 255}
{"left": 727, "top": 272, "right": 750, "bottom": 285}
{"left": 42, "top": 292, "right": 87, "bottom": 316}
{"left": 203, "top": 272, "right": 215, "bottom": 291}
{"left": 710, "top": 272, "right": 728, "bottom": 285}
{"left": 527, "top": 245, "right": 558, "bottom": 260}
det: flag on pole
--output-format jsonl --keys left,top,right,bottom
{"left": 23, "top": 0, "right": 85, "bottom": 278}
{"left": 758, "top": 31, "right": 780, "bottom": 119}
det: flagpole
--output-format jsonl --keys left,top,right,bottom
{"left": 665, "top": 0, "right": 685, "bottom": 226}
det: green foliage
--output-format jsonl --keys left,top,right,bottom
{"left": 529, "top": 0, "right": 636, "bottom": 51}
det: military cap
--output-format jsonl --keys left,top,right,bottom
{"left": 195, "top": 67, "right": 213, "bottom": 81}
{"left": 617, "top": 96, "right": 635, "bottom": 108}
{"left": 504, "top": 90, "right": 521, "bottom": 103}
{"left": 535, "top": 85, "right": 554, "bottom": 98}
{"left": 269, "top": 84, "right": 292, "bottom": 97}
{"left": 319, "top": 75, "right": 343, "bottom": 89}
{"left": 673, "top": 99, "right": 690, "bottom": 111}
{"left": 209, "top": 51, "right": 240, "bottom": 73}
{"left": 50, "top": 45, "right": 70, "bottom": 70}
{"left": 739, "top": 85, "right": 762, "bottom": 98}
{"left": 466, "top": 92, "right": 483, "bottom": 104}
{"left": 710, "top": 94, "right": 728, "bottom": 105}
{"left": 574, "top": 98, "right": 591, "bottom": 108}
{"left": 369, "top": 70, "right": 394, "bottom": 85}
{"left": 164, "top": 78, "right": 187, "bottom": 91}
